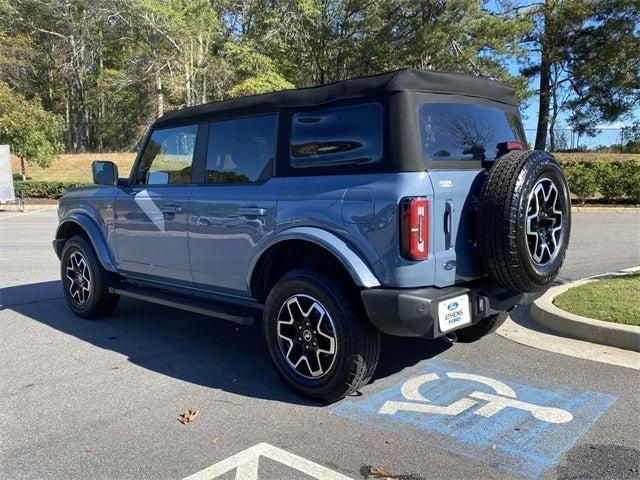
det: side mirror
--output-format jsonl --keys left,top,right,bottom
{"left": 146, "top": 170, "right": 170, "bottom": 185}
{"left": 92, "top": 161, "right": 118, "bottom": 185}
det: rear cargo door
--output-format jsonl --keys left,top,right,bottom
{"left": 428, "top": 170, "right": 485, "bottom": 286}
{"left": 418, "top": 100, "right": 527, "bottom": 286}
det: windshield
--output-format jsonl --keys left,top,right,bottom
{"left": 418, "top": 102, "right": 526, "bottom": 162}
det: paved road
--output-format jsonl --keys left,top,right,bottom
{"left": 556, "top": 212, "right": 640, "bottom": 283}
{"left": 1, "top": 210, "right": 639, "bottom": 480}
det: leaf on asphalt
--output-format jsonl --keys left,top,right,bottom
{"left": 178, "top": 407, "right": 199, "bottom": 425}
{"left": 360, "top": 465, "right": 425, "bottom": 480}
{"left": 360, "top": 466, "right": 400, "bottom": 480}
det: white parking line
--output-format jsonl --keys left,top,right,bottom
{"left": 0, "top": 208, "right": 52, "bottom": 220}
{"left": 182, "top": 442, "right": 353, "bottom": 480}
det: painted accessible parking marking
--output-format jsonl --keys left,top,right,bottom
{"left": 332, "top": 358, "right": 616, "bottom": 479}
{"left": 183, "top": 442, "right": 353, "bottom": 480}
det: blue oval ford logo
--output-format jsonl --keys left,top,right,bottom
{"left": 444, "top": 260, "right": 457, "bottom": 271}
{"left": 447, "top": 302, "right": 459, "bottom": 311}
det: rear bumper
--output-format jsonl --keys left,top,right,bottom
{"left": 361, "top": 281, "right": 543, "bottom": 338}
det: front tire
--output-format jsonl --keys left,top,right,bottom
{"left": 263, "top": 270, "right": 380, "bottom": 403}
{"left": 61, "top": 235, "right": 119, "bottom": 318}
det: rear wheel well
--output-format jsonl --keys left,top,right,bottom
{"left": 252, "top": 240, "right": 357, "bottom": 304}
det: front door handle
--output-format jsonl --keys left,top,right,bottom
{"left": 237, "top": 207, "right": 267, "bottom": 216}
{"left": 160, "top": 204, "right": 183, "bottom": 214}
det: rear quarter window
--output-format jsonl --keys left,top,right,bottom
{"left": 419, "top": 103, "right": 526, "bottom": 163}
{"left": 290, "top": 103, "right": 383, "bottom": 168}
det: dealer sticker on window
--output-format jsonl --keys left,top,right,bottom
{"left": 438, "top": 294, "right": 471, "bottom": 333}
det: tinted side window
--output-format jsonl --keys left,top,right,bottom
{"left": 290, "top": 103, "right": 382, "bottom": 168}
{"left": 205, "top": 114, "right": 276, "bottom": 184}
{"left": 137, "top": 125, "right": 198, "bottom": 185}
{"left": 418, "top": 103, "right": 526, "bottom": 162}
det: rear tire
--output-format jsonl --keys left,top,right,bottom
{"left": 454, "top": 312, "right": 508, "bottom": 343}
{"left": 263, "top": 269, "right": 380, "bottom": 403}
{"left": 60, "top": 235, "right": 119, "bottom": 319}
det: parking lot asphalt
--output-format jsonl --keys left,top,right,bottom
{"left": 1, "top": 210, "right": 639, "bottom": 480}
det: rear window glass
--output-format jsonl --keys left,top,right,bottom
{"left": 290, "top": 103, "right": 382, "bottom": 168}
{"left": 418, "top": 103, "right": 526, "bottom": 162}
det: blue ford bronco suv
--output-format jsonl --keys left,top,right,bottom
{"left": 54, "top": 69, "right": 571, "bottom": 402}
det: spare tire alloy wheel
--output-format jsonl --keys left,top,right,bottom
{"left": 477, "top": 150, "right": 571, "bottom": 293}
{"left": 66, "top": 251, "right": 92, "bottom": 305}
{"left": 526, "top": 177, "right": 564, "bottom": 266}
{"left": 276, "top": 294, "right": 337, "bottom": 379}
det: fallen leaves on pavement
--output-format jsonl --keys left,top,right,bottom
{"left": 178, "top": 408, "right": 199, "bottom": 425}
{"left": 360, "top": 465, "right": 425, "bottom": 480}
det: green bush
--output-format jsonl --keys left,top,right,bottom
{"left": 563, "top": 159, "right": 640, "bottom": 203}
{"left": 13, "top": 180, "right": 92, "bottom": 199}
{"left": 592, "top": 160, "right": 625, "bottom": 200}
{"left": 563, "top": 162, "right": 598, "bottom": 204}
{"left": 619, "top": 160, "right": 640, "bottom": 202}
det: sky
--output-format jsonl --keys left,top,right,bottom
{"left": 487, "top": 0, "right": 638, "bottom": 149}
{"left": 515, "top": 71, "right": 635, "bottom": 149}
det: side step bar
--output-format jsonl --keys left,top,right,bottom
{"left": 109, "top": 285, "right": 260, "bottom": 326}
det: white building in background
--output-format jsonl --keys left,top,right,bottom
{"left": 0, "top": 145, "right": 15, "bottom": 203}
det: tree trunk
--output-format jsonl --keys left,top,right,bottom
{"left": 535, "top": 52, "right": 551, "bottom": 150}
{"left": 97, "top": 29, "right": 105, "bottom": 152}
{"left": 69, "top": 31, "right": 88, "bottom": 152}
{"left": 20, "top": 157, "right": 26, "bottom": 181}
{"left": 548, "top": 68, "right": 559, "bottom": 151}
{"left": 185, "top": 64, "right": 192, "bottom": 106}
{"left": 156, "top": 73, "right": 164, "bottom": 118}
{"left": 534, "top": 1, "right": 553, "bottom": 150}
{"left": 65, "top": 97, "right": 71, "bottom": 151}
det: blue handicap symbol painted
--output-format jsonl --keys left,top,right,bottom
{"left": 332, "top": 358, "right": 616, "bottom": 479}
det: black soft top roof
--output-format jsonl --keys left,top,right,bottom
{"left": 154, "top": 68, "right": 518, "bottom": 128}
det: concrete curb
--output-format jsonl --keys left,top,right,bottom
{"left": 530, "top": 267, "right": 640, "bottom": 352}
{"left": 0, "top": 203, "right": 58, "bottom": 211}
{"left": 571, "top": 206, "right": 640, "bottom": 214}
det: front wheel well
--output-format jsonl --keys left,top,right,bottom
{"left": 55, "top": 221, "right": 90, "bottom": 257}
{"left": 251, "top": 240, "right": 357, "bottom": 304}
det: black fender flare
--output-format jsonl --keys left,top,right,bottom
{"left": 53, "top": 213, "right": 118, "bottom": 273}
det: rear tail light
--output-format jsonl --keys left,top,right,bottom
{"left": 401, "top": 197, "right": 429, "bottom": 260}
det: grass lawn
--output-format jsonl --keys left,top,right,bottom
{"left": 553, "top": 273, "right": 640, "bottom": 326}
{"left": 12, "top": 152, "right": 136, "bottom": 182}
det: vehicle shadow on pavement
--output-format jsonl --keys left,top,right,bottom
{"left": 2, "top": 280, "right": 449, "bottom": 405}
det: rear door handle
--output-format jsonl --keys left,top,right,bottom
{"left": 237, "top": 207, "right": 267, "bottom": 216}
{"left": 160, "top": 204, "right": 183, "bottom": 214}
{"left": 444, "top": 200, "right": 453, "bottom": 250}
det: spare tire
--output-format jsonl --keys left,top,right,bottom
{"left": 476, "top": 150, "right": 571, "bottom": 292}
